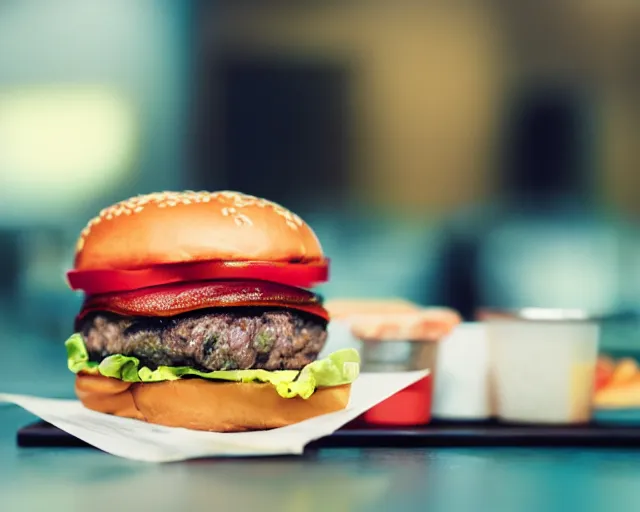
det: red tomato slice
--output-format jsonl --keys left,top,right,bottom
{"left": 67, "top": 259, "right": 329, "bottom": 295}
{"left": 75, "top": 279, "right": 329, "bottom": 329}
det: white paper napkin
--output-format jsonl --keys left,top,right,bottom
{"left": 0, "top": 370, "right": 427, "bottom": 463}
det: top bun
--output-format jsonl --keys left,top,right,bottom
{"left": 74, "top": 191, "right": 324, "bottom": 271}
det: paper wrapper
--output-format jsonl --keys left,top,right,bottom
{"left": 0, "top": 371, "right": 427, "bottom": 463}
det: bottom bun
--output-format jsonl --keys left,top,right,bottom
{"left": 75, "top": 373, "right": 351, "bottom": 432}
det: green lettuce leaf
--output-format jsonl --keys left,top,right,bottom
{"left": 64, "top": 333, "right": 359, "bottom": 399}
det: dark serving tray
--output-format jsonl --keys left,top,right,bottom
{"left": 17, "top": 419, "right": 640, "bottom": 449}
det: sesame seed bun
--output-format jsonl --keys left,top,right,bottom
{"left": 74, "top": 191, "right": 324, "bottom": 271}
{"left": 75, "top": 373, "right": 351, "bottom": 432}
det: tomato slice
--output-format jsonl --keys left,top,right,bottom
{"left": 75, "top": 279, "right": 329, "bottom": 328}
{"left": 67, "top": 259, "right": 329, "bottom": 295}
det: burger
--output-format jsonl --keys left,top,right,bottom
{"left": 64, "top": 190, "right": 359, "bottom": 432}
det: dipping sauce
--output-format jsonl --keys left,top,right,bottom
{"left": 350, "top": 308, "right": 461, "bottom": 427}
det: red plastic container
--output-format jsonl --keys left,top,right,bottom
{"left": 341, "top": 307, "right": 460, "bottom": 428}
{"left": 362, "top": 374, "right": 434, "bottom": 426}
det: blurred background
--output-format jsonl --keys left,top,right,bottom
{"left": 0, "top": 1, "right": 639, "bottom": 393}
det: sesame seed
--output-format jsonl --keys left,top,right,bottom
{"left": 234, "top": 214, "right": 253, "bottom": 226}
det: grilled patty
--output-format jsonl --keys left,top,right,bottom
{"left": 80, "top": 308, "right": 328, "bottom": 372}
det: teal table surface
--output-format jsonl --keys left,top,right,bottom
{"left": 3, "top": 332, "right": 640, "bottom": 511}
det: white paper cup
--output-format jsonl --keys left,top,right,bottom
{"left": 482, "top": 309, "right": 600, "bottom": 424}
{"left": 433, "top": 322, "right": 491, "bottom": 420}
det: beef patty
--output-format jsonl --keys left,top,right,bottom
{"left": 80, "top": 308, "right": 328, "bottom": 372}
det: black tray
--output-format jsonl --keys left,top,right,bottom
{"left": 16, "top": 420, "right": 640, "bottom": 449}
